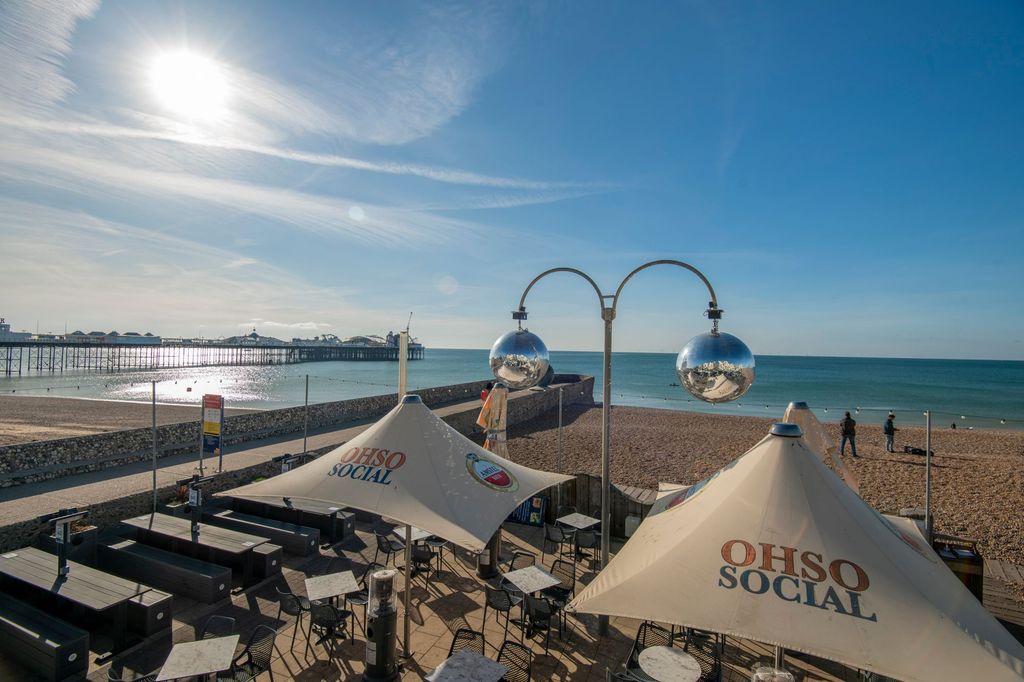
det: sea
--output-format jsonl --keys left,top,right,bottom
{"left": 2, "top": 349, "right": 1022, "bottom": 430}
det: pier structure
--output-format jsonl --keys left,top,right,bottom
{"left": 0, "top": 340, "right": 424, "bottom": 376}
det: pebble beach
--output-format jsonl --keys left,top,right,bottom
{"left": 507, "top": 403, "right": 1024, "bottom": 570}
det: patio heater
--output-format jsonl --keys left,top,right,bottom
{"left": 491, "top": 260, "right": 755, "bottom": 635}
{"left": 364, "top": 568, "right": 400, "bottom": 682}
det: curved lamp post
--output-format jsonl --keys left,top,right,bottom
{"left": 490, "top": 260, "right": 755, "bottom": 635}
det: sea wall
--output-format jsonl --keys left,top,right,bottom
{"left": 0, "top": 376, "right": 593, "bottom": 488}
{"left": 0, "top": 375, "right": 595, "bottom": 551}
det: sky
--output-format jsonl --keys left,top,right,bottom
{"left": 1, "top": 0, "right": 1022, "bottom": 359}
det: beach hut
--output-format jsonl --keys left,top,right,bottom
{"left": 782, "top": 400, "right": 859, "bottom": 494}
{"left": 567, "top": 423, "right": 1024, "bottom": 681}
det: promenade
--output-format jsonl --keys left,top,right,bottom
{"left": 0, "top": 386, "right": 543, "bottom": 528}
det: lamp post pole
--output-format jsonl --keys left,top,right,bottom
{"left": 514, "top": 260, "right": 721, "bottom": 635}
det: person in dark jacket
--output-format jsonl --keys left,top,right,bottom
{"left": 884, "top": 413, "right": 897, "bottom": 452}
{"left": 839, "top": 411, "right": 858, "bottom": 457}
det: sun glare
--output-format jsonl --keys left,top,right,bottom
{"left": 149, "top": 50, "right": 229, "bottom": 121}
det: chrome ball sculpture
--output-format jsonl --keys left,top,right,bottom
{"left": 489, "top": 329, "right": 550, "bottom": 389}
{"left": 676, "top": 331, "right": 755, "bottom": 403}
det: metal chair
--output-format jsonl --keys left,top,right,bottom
{"left": 682, "top": 628, "right": 722, "bottom": 681}
{"left": 523, "top": 596, "right": 554, "bottom": 653}
{"left": 216, "top": 624, "right": 277, "bottom": 681}
{"left": 345, "top": 561, "right": 385, "bottom": 635}
{"left": 275, "top": 587, "right": 311, "bottom": 650}
{"left": 575, "top": 529, "right": 600, "bottom": 568}
{"left": 625, "top": 621, "right": 674, "bottom": 679}
{"left": 497, "top": 639, "right": 532, "bottom": 682}
{"left": 306, "top": 602, "right": 352, "bottom": 657}
{"left": 200, "top": 615, "right": 237, "bottom": 640}
{"left": 484, "top": 586, "right": 517, "bottom": 643}
{"left": 499, "top": 550, "right": 536, "bottom": 611}
{"left": 373, "top": 532, "right": 405, "bottom": 567}
{"left": 555, "top": 505, "right": 577, "bottom": 521}
{"left": 447, "top": 627, "right": 485, "bottom": 657}
{"left": 411, "top": 544, "right": 438, "bottom": 579}
{"left": 542, "top": 524, "right": 575, "bottom": 564}
{"left": 425, "top": 535, "right": 449, "bottom": 572}
{"left": 541, "top": 559, "right": 576, "bottom": 636}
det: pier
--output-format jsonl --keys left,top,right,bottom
{"left": 0, "top": 341, "right": 424, "bottom": 376}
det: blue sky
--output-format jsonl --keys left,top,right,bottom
{"left": 1, "top": 0, "right": 1021, "bottom": 359}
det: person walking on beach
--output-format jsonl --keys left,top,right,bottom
{"left": 884, "top": 413, "right": 897, "bottom": 452}
{"left": 840, "top": 411, "right": 858, "bottom": 457}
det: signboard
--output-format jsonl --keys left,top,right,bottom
{"left": 202, "top": 394, "right": 224, "bottom": 456}
{"left": 506, "top": 495, "right": 546, "bottom": 527}
{"left": 188, "top": 487, "right": 201, "bottom": 507}
{"left": 55, "top": 523, "right": 66, "bottom": 543}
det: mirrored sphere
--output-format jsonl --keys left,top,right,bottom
{"left": 489, "top": 329, "right": 550, "bottom": 389}
{"left": 676, "top": 331, "right": 755, "bottom": 403}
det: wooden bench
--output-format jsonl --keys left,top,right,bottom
{"left": 231, "top": 497, "right": 357, "bottom": 543}
{"left": 0, "top": 595, "right": 89, "bottom": 681}
{"left": 127, "top": 588, "right": 173, "bottom": 636}
{"left": 98, "top": 540, "right": 231, "bottom": 604}
{"left": 251, "top": 543, "right": 283, "bottom": 579}
{"left": 203, "top": 509, "right": 320, "bottom": 556}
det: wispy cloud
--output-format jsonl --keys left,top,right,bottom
{"left": 0, "top": 115, "right": 596, "bottom": 190}
{"left": 0, "top": 0, "right": 99, "bottom": 115}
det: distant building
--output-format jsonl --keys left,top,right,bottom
{"left": 64, "top": 329, "right": 161, "bottom": 344}
{"left": 0, "top": 318, "right": 32, "bottom": 342}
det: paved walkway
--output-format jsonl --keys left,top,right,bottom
{"left": 0, "top": 386, "right": 553, "bottom": 527}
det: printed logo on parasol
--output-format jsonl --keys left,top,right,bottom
{"left": 465, "top": 452, "right": 519, "bottom": 492}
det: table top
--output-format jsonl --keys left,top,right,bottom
{"left": 502, "top": 565, "right": 560, "bottom": 594}
{"left": 305, "top": 570, "right": 359, "bottom": 602}
{"left": 124, "top": 513, "right": 269, "bottom": 555}
{"left": 425, "top": 649, "right": 508, "bottom": 682}
{"left": 393, "top": 525, "right": 432, "bottom": 542}
{"left": 0, "top": 546, "right": 148, "bottom": 611}
{"left": 156, "top": 634, "right": 240, "bottom": 681}
{"left": 557, "top": 512, "right": 600, "bottom": 530}
{"left": 638, "top": 646, "right": 701, "bottom": 682}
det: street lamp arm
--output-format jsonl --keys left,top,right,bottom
{"left": 611, "top": 259, "right": 718, "bottom": 312}
{"left": 517, "top": 267, "right": 606, "bottom": 314}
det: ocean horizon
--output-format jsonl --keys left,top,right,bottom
{"left": 1, "top": 349, "right": 1021, "bottom": 431}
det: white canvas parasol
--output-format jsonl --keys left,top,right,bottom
{"left": 221, "top": 394, "right": 570, "bottom": 552}
{"left": 568, "top": 423, "right": 1024, "bottom": 681}
{"left": 782, "top": 401, "right": 859, "bottom": 494}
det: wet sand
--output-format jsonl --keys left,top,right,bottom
{"left": 0, "top": 395, "right": 257, "bottom": 445}
{"left": 507, "top": 404, "right": 1024, "bottom": 569}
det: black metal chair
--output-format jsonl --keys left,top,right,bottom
{"left": 542, "top": 524, "right": 575, "bottom": 564}
{"left": 447, "top": 627, "right": 485, "bottom": 657}
{"left": 575, "top": 529, "right": 600, "bottom": 568}
{"left": 541, "top": 559, "right": 576, "bottom": 636}
{"left": 682, "top": 628, "right": 722, "bottom": 681}
{"left": 606, "top": 672, "right": 637, "bottom": 682}
{"left": 200, "top": 615, "right": 237, "bottom": 640}
{"left": 484, "top": 586, "right": 517, "bottom": 643}
{"left": 306, "top": 602, "right": 352, "bottom": 656}
{"left": 499, "top": 550, "right": 536, "bottom": 614}
{"left": 345, "top": 561, "right": 385, "bottom": 635}
{"left": 107, "top": 670, "right": 158, "bottom": 682}
{"left": 216, "top": 624, "right": 277, "bottom": 681}
{"left": 555, "top": 505, "right": 577, "bottom": 520}
{"left": 411, "top": 544, "right": 438, "bottom": 579}
{"left": 425, "top": 535, "right": 449, "bottom": 572}
{"left": 275, "top": 587, "right": 311, "bottom": 650}
{"left": 373, "top": 532, "right": 405, "bottom": 567}
{"left": 625, "top": 621, "right": 674, "bottom": 679}
{"left": 523, "top": 595, "right": 554, "bottom": 653}
{"left": 497, "top": 639, "right": 532, "bottom": 682}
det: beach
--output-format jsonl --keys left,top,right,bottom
{"left": 3, "top": 393, "right": 1022, "bottom": 572}
{"left": 0, "top": 395, "right": 257, "bottom": 445}
{"left": 507, "top": 403, "right": 1024, "bottom": 571}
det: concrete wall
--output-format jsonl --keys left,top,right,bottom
{"left": 0, "top": 375, "right": 594, "bottom": 551}
{"left": 0, "top": 379, "right": 493, "bottom": 487}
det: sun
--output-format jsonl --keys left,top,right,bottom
{"left": 149, "top": 50, "right": 229, "bottom": 121}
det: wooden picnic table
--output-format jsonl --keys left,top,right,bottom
{"left": 123, "top": 513, "right": 270, "bottom": 587}
{"left": 0, "top": 546, "right": 149, "bottom": 654}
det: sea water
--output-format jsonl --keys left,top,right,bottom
{"left": 2, "top": 349, "right": 1021, "bottom": 429}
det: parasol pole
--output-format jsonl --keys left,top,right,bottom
{"left": 399, "top": 331, "right": 409, "bottom": 400}
{"left": 151, "top": 381, "right": 158, "bottom": 513}
{"left": 403, "top": 524, "right": 412, "bottom": 658}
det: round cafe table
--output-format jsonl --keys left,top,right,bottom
{"left": 638, "top": 646, "right": 702, "bottom": 682}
